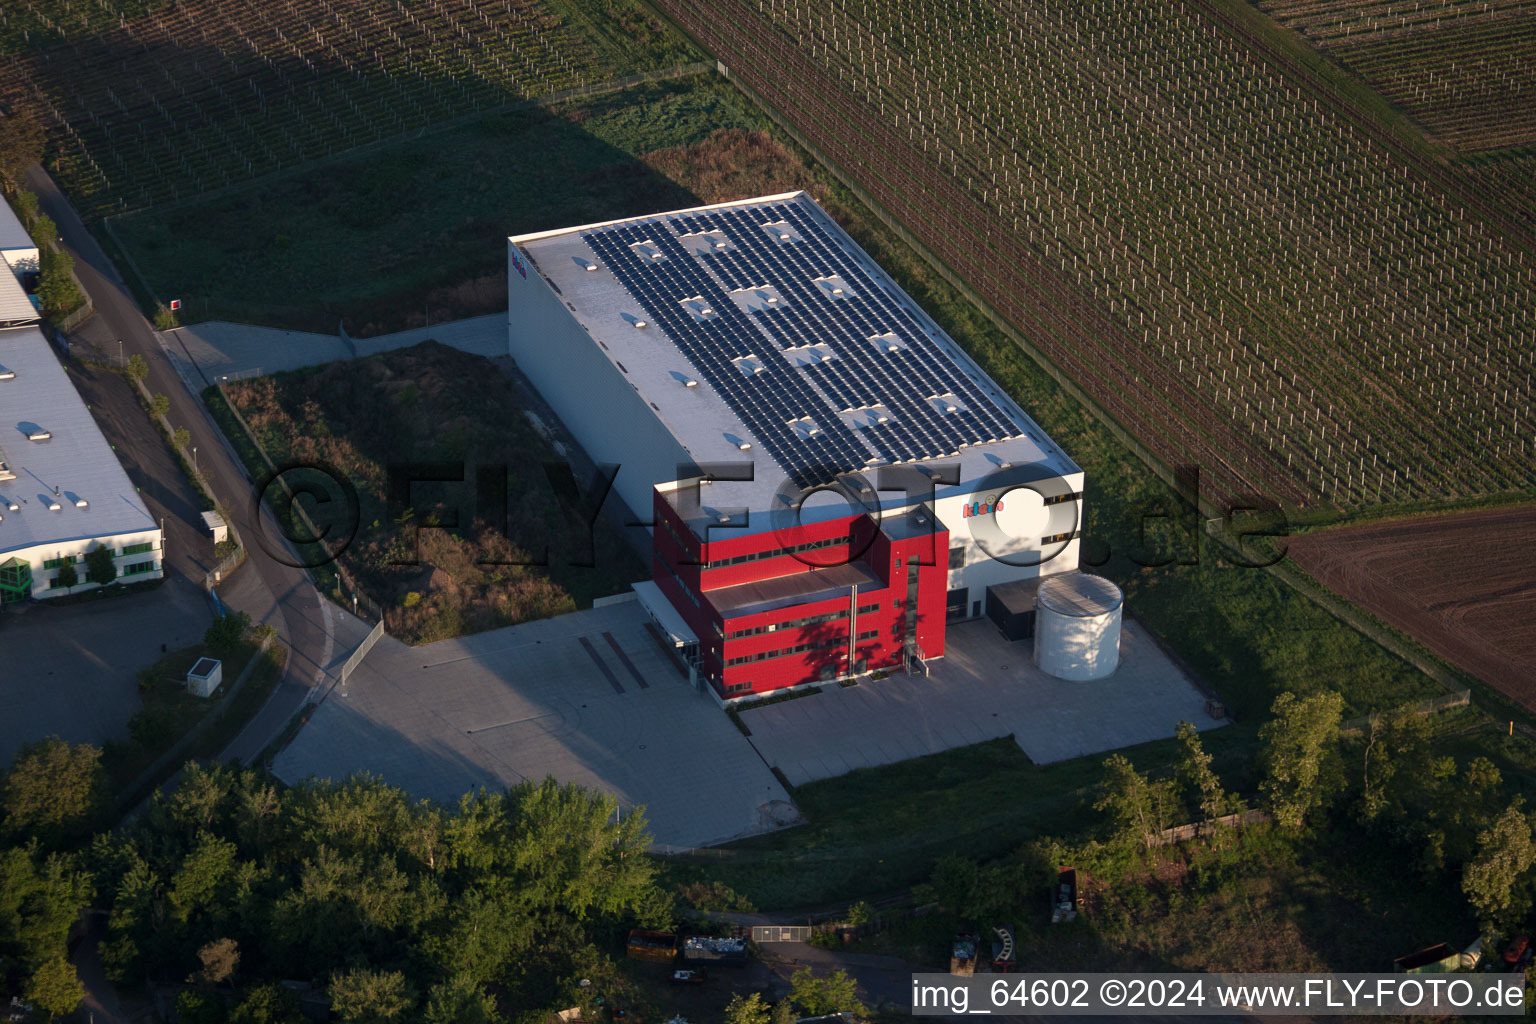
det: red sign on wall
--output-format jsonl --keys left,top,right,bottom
{"left": 169, "top": 299, "right": 182, "bottom": 311}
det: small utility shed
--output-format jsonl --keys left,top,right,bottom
{"left": 0, "top": 196, "right": 39, "bottom": 275}
{"left": 201, "top": 510, "right": 228, "bottom": 544}
{"left": 186, "top": 657, "right": 223, "bottom": 697}
{"left": 985, "top": 577, "right": 1042, "bottom": 641}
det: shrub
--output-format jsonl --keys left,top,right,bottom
{"left": 204, "top": 611, "right": 252, "bottom": 653}
{"left": 154, "top": 307, "right": 180, "bottom": 330}
{"left": 83, "top": 544, "right": 117, "bottom": 586}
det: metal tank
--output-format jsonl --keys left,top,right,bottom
{"left": 1032, "top": 573, "right": 1124, "bottom": 680}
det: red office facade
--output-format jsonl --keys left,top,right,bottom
{"left": 652, "top": 490, "right": 949, "bottom": 698}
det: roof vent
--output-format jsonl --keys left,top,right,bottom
{"left": 737, "top": 441, "right": 751, "bottom": 450}
{"left": 5, "top": 501, "right": 17, "bottom": 511}
{"left": 684, "top": 379, "right": 698, "bottom": 388}
{"left": 633, "top": 319, "right": 647, "bottom": 328}
{"left": 713, "top": 241, "right": 729, "bottom": 250}
{"left": 767, "top": 296, "right": 779, "bottom": 304}
{"left": 27, "top": 430, "right": 52, "bottom": 442}
{"left": 0, "top": 370, "right": 14, "bottom": 381}
{"left": 75, "top": 498, "right": 89, "bottom": 508}
{"left": 583, "top": 261, "right": 598, "bottom": 272}
{"left": 716, "top": 513, "right": 731, "bottom": 523}
{"left": 778, "top": 232, "right": 791, "bottom": 241}
{"left": 831, "top": 287, "right": 844, "bottom": 296}
{"left": 47, "top": 500, "right": 61, "bottom": 511}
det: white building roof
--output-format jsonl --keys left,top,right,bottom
{"left": 512, "top": 192, "right": 1079, "bottom": 534}
{"left": 0, "top": 258, "right": 36, "bottom": 326}
{"left": 0, "top": 196, "right": 31, "bottom": 254}
{"left": 0, "top": 326, "right": 159, "bottom": 556}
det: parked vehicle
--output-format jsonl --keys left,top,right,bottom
{"left": 670, "top": 968, "right": 708, "bottom": 985}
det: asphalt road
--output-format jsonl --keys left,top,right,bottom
{"left": 27, "top": 162, "right": 338, "bottom": 765}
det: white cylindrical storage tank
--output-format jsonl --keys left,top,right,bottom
{"left": 1033, "top": 573, "right": 1123, "bottom": 681}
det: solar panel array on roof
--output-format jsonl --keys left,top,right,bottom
{"left": 581, "top": 200, "right": 1021, "bottom": 487}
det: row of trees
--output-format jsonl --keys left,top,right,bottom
{"left": 1093, "top": 691, "right": 1535, "bottom": 930}
{"left": 89, "top": 764, "right": 673, "bottom": 1024}
{"left": 0, "top": 738, "right": 105, "bottom": 1019}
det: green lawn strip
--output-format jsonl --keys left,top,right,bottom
{"left": 103, "top": 639, "right": 264, "bottom": 793}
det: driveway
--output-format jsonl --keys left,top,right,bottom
{"left": 273, "top": 600, "right": 799, "bottom": 850}
{"left": 27, "top": 162, "right": 341, "bottom": 762}
{"left": 0, "top": 575, "right": 212, "bottom": 765}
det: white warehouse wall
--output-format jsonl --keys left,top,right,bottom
{"left": 15, "top": 528, "right": 165, "bottom": 598}
{"left": 507, "top": 243, "right": 691, "bottom": 535}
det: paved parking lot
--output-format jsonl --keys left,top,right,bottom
{"left": 0, "top": 576, "right": 214, "bottom": 765}
{"left": 273, "top": 601, "right": 800, "bottom": 851}
{"left": 742, "top": 617, "right": 1224, "bottom": 785}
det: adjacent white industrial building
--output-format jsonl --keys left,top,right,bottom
{"left": 0, "top": 315, "right": 163, "bottom": 602}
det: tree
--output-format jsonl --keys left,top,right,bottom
{"left": 27, "top": 212, "right": 56, "bottom": 249}
{"left": 24, "top": 955, "right": 84, "bottom": 1021}
{"left": 150, "top": 393, "right": 171, "bottom": 418}
{"left": 205, "top": 611, "right": 252, "bottom": 653}
{"left": 83, "top": 544, "right": 117, "bottom": 586}
{"left": 173, "top": 426, "right": 192, "bottom": 450}
{"left": 788, "top": 968, "right": 863, "bottom": 1016}
{"left": 0, "top": 846, "right": 94, "bottom": 964}
{"left": 724, "top": 992, "right": 772, "bottom": 1024}
{"left": 1, "top": 736, "right": 106, "bottom": 844}
{"left": 36, "top": 247, "right": 82, "bottom": 315}
{"left": 126, "top": 353, "right": 149, "bottom": 381}
{"left": 197, "top": 938, "right": 240, "bottom": 986}
{"left": 1258, "top": 690, "right": 1346, "bottom": 832}
{"left": 12, "top": 190, "right": 39, "bottom": 229}
{"left": 1094, "top": 754, "right": 1174, "bottom": 850}
{"left": 0, "top": 109, "right": 45, "bottom": 190}
{"left": 929, "top": 855, "right": 978, "bottom": 913}
{"left": 1174, "top": 721, "right": 1229, "bottom": 823}
{"left": 328, "top": 967, "right": 414, "bottom": 1024}
{"left": 770, "top": 999, "right": 796, "bottom": 1024}
{"left": 54, "top": 562, "right": 76, "bottom": 589}
{"left": 422, "top": 975, "right": 496, "bottom": 1024}
{"left": 1463, "top": 800, "right": 1536, "bottom": 926}
{"left": 176, "top": 989, "right": 228, "bottom": 1024}
{"left": 229, "top": 983, "right": 304, "bottom": 1024}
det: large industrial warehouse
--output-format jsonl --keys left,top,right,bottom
{"left": 0, "top": 264, "right": 163, "bottom": 602}
{"left": 508, "top": 192, "right": 1100, "bottom": 701}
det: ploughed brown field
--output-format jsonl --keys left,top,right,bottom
{"left": 1287, "top": 506, "right": 1536, "bottom": 702}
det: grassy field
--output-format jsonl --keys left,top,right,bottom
{"left": 216, "top": 342, "right": 647, "bottom": 643}
{"left": 108, "top": 76, "right": 804, "bottom": 334}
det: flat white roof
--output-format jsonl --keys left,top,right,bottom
{"left": 0, "top": 326, "right": 159, "bottom": 556}
{"left": 512, "top": 193, "right": 1078, "bottom": 534}
{"left": 0, "top": 196, "right": 32, "bottom": 254}
{"left": 0, "top": 259, "right": 36, "bottom": 326}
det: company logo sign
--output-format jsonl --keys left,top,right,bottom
{"left": 511, "top": 247, "right": 527, "bottom": 279}
{"left": 961, "top": 493, "right": 1003, "bottom": 519}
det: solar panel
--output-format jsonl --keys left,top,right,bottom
{"left": 579, "top": 198, "right": 1022, "bottom": 477}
